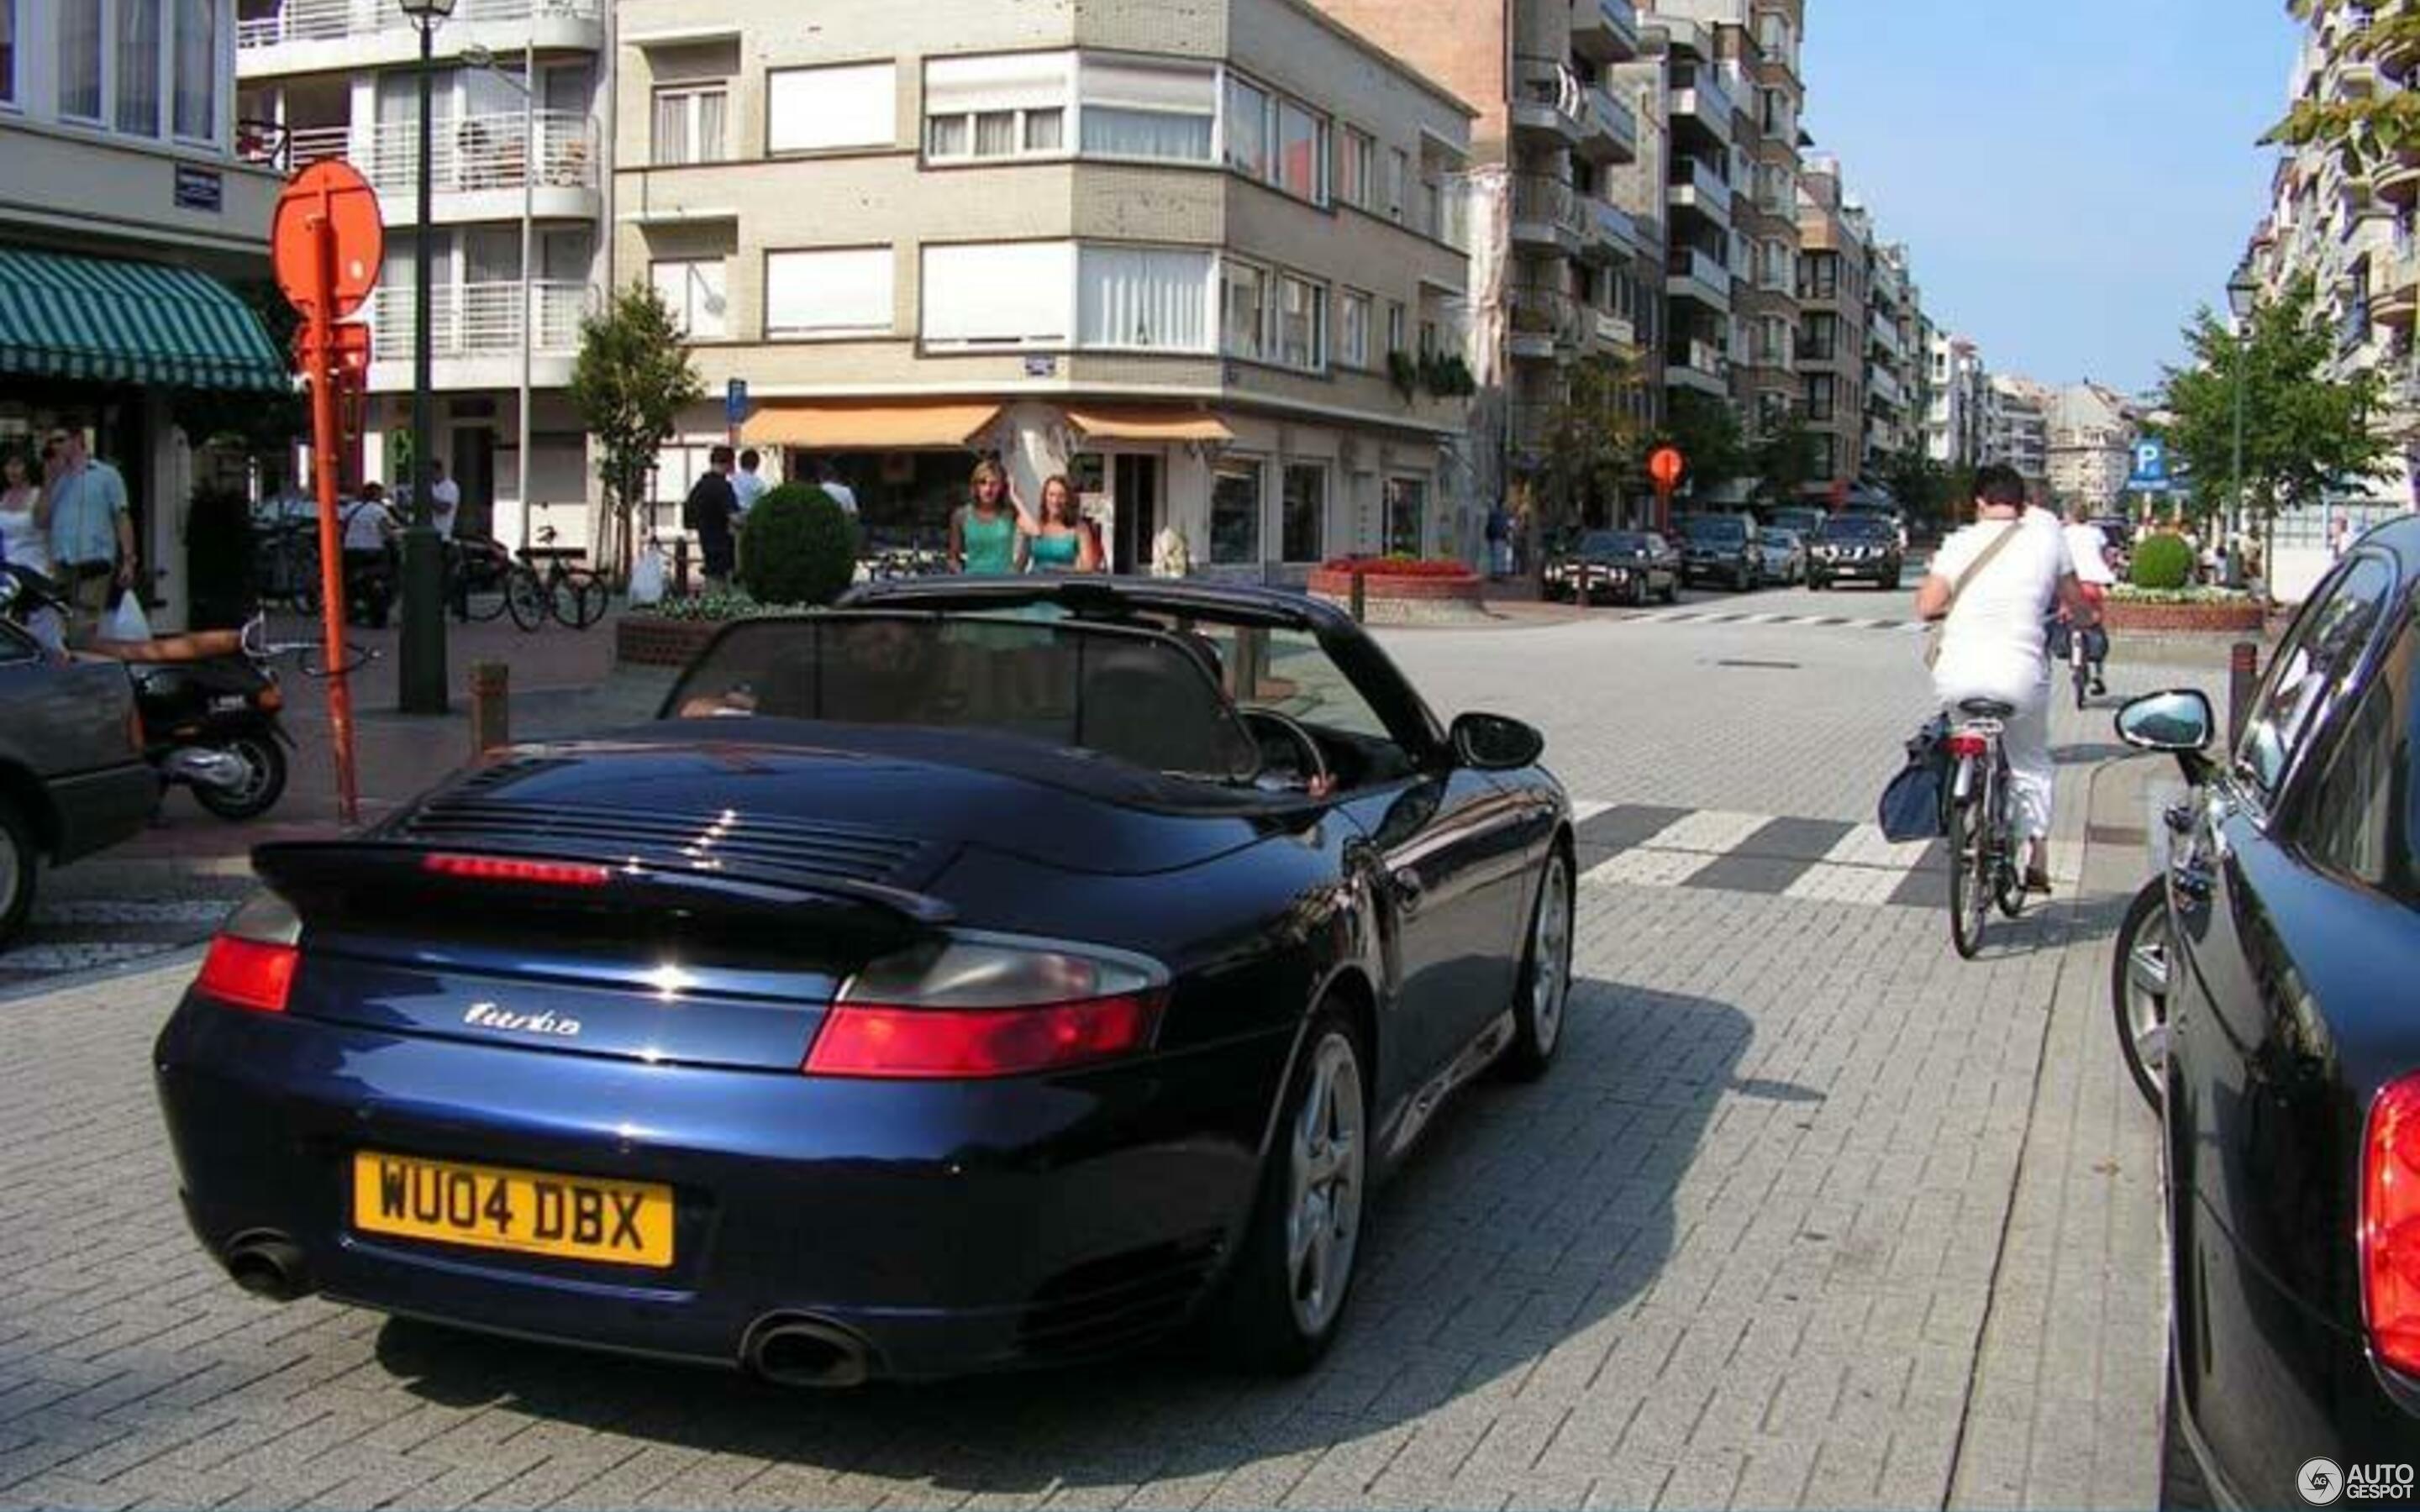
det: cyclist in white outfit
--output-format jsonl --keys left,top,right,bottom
{"left": 2060, "top": 499, "right": 2117, "bottom": 696}
{"left": 1916, "top": 465, "right": 2099, "bottom": 894}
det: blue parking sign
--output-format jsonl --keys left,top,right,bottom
{"left": 2128, "top": 438, "right": 2170, "bottom": 491}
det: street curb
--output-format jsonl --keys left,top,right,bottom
{"left": 0, "top": 942, "right": 205, "bottom": 1005}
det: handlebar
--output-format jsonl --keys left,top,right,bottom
{"left": 240, "top": 612, "right": 383, "bottom": 677}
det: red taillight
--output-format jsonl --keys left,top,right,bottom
{"left": 1945, "top": 731, "right": 1990, "bottom": 759}
{"left": 2364, "top": 1076, "right": 2420, "bottom": 1377}
{"left": 194, "top": 934, "right": 298, "bottom": 1014}
{"left": 422, "top": 853, "right": 613, "bottom": 887}
{"left": 807, "top": 993, "right": 1162, "bottom": 1079}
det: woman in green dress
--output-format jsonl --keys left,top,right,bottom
{"left": 950, "top": 460, "right": 1027, "bottom": 575}
{"left": 1025, "top": 475, "right": 1101, "bottom": 574}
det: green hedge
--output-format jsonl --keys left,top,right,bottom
{"left": 739, "top": 484, "right": 860, "bottom": 607}
{"left": 2129, "top": 533, "right": 2196, "bottom": 591}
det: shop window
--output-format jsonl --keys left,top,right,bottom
{"left": 1211, "top": 462, "right": 1261, "bottom": 565}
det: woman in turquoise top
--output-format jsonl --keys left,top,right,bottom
{"left": 950, "top": 460, "right": 1026, "bottom": 575}
{"left": 1026, "top": 475, "right": 1101, "bottom": 574}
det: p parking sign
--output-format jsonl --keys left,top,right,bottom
{"left": 2128, "top": 438, "right": 2170, "bottom": 492}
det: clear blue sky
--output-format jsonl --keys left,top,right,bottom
{"left": 1799, "top": 0, "right": 2304, "bottom": 396}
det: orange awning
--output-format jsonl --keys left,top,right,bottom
{"left": 1063, "top": 407, "right": 1234, "bottom": 444}
{"left": 740, "top": 401, "right": 1002, "bottom": 449}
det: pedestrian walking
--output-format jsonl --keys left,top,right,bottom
{"left": 684, "top": 445, "right": 739, "bottom": 590}
{"left": 949, "top": 460, "right": 1025, "bottom": 575}
{"left": 1485, "top": 502, "right": 1511, "bottom": 578}
{"left": 734, "top": 449, "right": 770, "bottom": 517}
{"left": 43, "top": 425, "right": 135, "bottom": 642}
{"left": 2328, "top": 514, "right": 2350, "bottom": 559}
{"left": 0, "top": 448, "right": 53, "bottom": 578}
{"left": 812, "top": 457, "right": 858, "bottom": 516}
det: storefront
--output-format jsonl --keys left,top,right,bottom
{"left": 0, "top": 249, "right": 287, "bottom": 629}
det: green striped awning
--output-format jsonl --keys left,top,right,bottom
{"left": 0, "top": 248, "right": 288, "bottom": 391}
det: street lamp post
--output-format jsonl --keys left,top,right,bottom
{"left": 462, "top": 42, "right": 534, "bottom": 555}
{"left": 397, "top": 0, "right": 455, "bottom": 715}
{"left": 2227, "top": 260, "right": 2259, "bottom": 566}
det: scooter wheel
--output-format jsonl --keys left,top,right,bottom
{"left": 192, "top": 734, "right": 287, "bottom": 822}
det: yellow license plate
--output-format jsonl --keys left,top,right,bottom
{"left": 350, "top": 1151, "right": 675, "bottom": 1268}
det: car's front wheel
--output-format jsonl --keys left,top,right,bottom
{"left": 1498, "top": 847, "right": 1573, "bottom": 1080}
{"left": 0, "top": 798, "right": 34, "bottom": 950}
{"left": 1218, "top": 1007, "right": 1368, "bottom": 1373}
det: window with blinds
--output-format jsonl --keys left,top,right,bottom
{"left": 1078, "top": 56, "right": 1213, "bottom": 160}
{"left": 923, "top": 51, "right": 1070, "bottom": 162}
{"left": 920, "top": 241, "right": 1074, "bottom": 346}
{"left": 765, "top": 247, "right": 893, "bottom": 337}
{"left": 769, "top": 61, "right": 895, "bottom": 153}
{"left": 653, "top": 85, "right": 726, "bottom": 166}
{"left": 1076, "top": 246, "right": 1213, "bottom": 352}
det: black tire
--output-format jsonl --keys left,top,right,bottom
{"left": 555, "top": 573, "right": 608, "bottom": 629}
{"left": 191, "top": 733, "right": 288, "bottom": 822}
{"left": 1809, "top": 574, "right": 1827, "bottom": 591}
{"left": 456, "top": 559, "right": 510, "bottom": 623}
{"left": 1660, "top": 578, "right": 1679, "bottom": 604}
{"left": 1884, "top": 570, "right": 1902, "bottom": 591}
{"left": 0, "top": 799, "right": 35, "bottom": 952}
{"left": 2113, "top": 879, "right": 2170, "bottom": 1113}
{"left": 1215, "top": 1005, "right": 1369, "bottom": 1374}
{"left": 505, "top": 566, "right": 549, "bottom": 632}
{"left": 1948, "top": 778, "right": 1988, "bottom": 960}
{"left": 1498, "top": 847, "right": 1573, "bottom": 1081}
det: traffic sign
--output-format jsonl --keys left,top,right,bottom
{"left": 725, "top": 377, "right": 750, "bottom": 428}
{"left": 271, "top": 160, "right": 383, "bottom": 321}
{"left": 2127, "top": 438, "right": 2170, "bottom": 492}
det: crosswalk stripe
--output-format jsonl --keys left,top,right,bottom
{"left": 1631, "top": 809, "right": 1771, "bottom": 854}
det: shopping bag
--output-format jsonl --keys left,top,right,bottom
{"left": 100, "top": 590, "right": 152, "bottom": 643}
{"left": 629, "top": 545, "right": 667, "bottom": 606}
{"left": 1876, "top": 713, "right": 1951, "bottom": 842}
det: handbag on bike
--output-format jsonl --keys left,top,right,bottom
{"left": 1921, "top": 522, "right": 2023, "bottom": 670}
{"left": 1877, "top": 711, "right": 1953, "bottom": 842}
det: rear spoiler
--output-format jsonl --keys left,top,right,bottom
{"left": 251, "top": 840, "right": 958, "bottom": 928}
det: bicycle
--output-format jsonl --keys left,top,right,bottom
{"left": 1943, "top": 696, "right": 2028, "bottom": 958}
{"left": 445, "top": 538, "right": 516, "bottom": 624}
{"left": 2049, "top": 605, "right": 2109, "bottom": 711}
{"left": 505, "top": 527, "right": 608, "bottom": 632}
{"left": 248, "top": 518, "right": 322, "bottom": 614}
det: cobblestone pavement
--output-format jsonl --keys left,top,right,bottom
{"left": 0, "top": 606, "right": 2215, "bottom": 1509}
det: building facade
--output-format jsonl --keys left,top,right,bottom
{"left": 1861, "top": 239, "right": 1918, "bottom": 470}
{"left": 236, "top": 0, "right": 613, "bottom": 549}
{"left": 614, "top": 0, "right": 1479, "bottom": 580}
{"left": 3, "top": 0, "right": 287, "bottom": 628}
{"left": 1636, "top": 12, "right": 1733, "bottom": 417}
{"left": 1792, "top": 151, "right": 1864, "bottom": 493}
{"left": 1924, "top": 328, "right": 1984, "bottom": 470}
{"left": 2044, "top": 381, "right": 2136, "bottom": 512}
{"left": 1306, "top": 0, "right": 1652, "bottom": 528}
{"left": 1983, "top": 373, "right": 2049, "bottom": 493}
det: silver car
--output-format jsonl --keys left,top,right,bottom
{"left": 0, "top": 614, "right": 155, "bottom": 948}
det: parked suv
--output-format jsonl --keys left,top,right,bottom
{"left": 1676, "top": 514, "right": 1764, "bottom": 591}
{"left": 1807, "top": 514, "right": 1904, "bottom": 590}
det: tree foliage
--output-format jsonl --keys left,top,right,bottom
{"left": 1530, "top": 356, "right": 1644, "bottom": 538}
{"left": 2130, "top": 533, "right": 2196, "bottom": 591}
{"left": 1883, "top": 446, "right": 1949, "bottom": 529}
{"left": 2269, "top": 1, "right": 2420, "bottom": 156}
{"left": 1749, "top": 408, "right": 1822, "bottom": 502}
{"left": 2153, "top": 276, "right": 2395, "bottom": 525}
{"left": 1655, "top": 389, "right": 1748, "bottom": 497}
{"left": 569, "top": 281, "right": 703, "bottom": 579}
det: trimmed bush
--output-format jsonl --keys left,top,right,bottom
{"left": 739, "top": 484, "right": 860, "bottom": 607}
{"left": 2129, "top": 532, "right": 2196, "bottom": 591}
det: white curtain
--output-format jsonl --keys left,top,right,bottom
{"left": 921, "top": 242, "right": 1071, "bottom": 345}
{"left": 57, "top": 0, "right": 100, "bottom": 118}
{"left": 1221, "top": 262, "right": 1263, "bottom": 360}
{"left": 767, "top": 247, "right": 893, "bottom": 335}
{"left": 1080, "top": 59, "right": 1213, "bottom": 160}
{"left": 1078, "top": 246, "right": 1210, "bottom": 352}
{"left": 1081, "top": 108, "right": 1209, "bottom": 160}
{"left": 172, "top": 0, "right": 214, "bottom": 138}
{"left": 116, "top": 0, "right": 161, "bottom": 134}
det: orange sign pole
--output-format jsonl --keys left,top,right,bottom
{"left": 1647, "top": 445, "right": 1686, "bottom": 537}
{"left": 305, "top": 213, "right": 360, "bottom": 827}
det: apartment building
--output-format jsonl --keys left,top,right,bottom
{"left": 615, "top": 0, "right": 1478, "bottom": 580}
{"left": 235, "top": 0, "right": 613, "bottom": 548}
{"left": 3, "top": 0, "right": 287, "bottom": 627}
{"left": 1634, "top": 12, "right": 1733, "bottom": 412}
{"left": 1306, "top": 0, "right": 1652, "bottom": 520}
{"left": 1792, "top": 152, "right": 1864, "bottom": 494}
{"left": 1984, "top": 373, "right": 2049, "bottom": 493}
{"left": 1861, "top": 240, "right": 1919, "bottom": 469}
{"left": 2044, "top": 381, "right": 2135, "bottom": 512}
{"left": 1924, "top": 328, "right": 1985, "bottom": 470}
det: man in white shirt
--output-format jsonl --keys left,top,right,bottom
{"left": 1917, "top": 465, "right": 2099, "bottom": 893}
{"left": 2060, "top": 502, "right": 2116, "bottom": 696}
{"left": 340, "top": 483, "right": 400, "bottom": 627}
{"left": 813, "top": 457, "right": 858, "bottom": 515}
{"left": 427, "top": 459, "right": 461, "bottom": 540}
{"left": 733, "top": 449, "right": 770, "bottom": 516}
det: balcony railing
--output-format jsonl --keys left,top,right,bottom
{"left": 1670, "top": 247, "right": 1728, "bottom": 295}
{"left": 1508, "top": 285, "right": 1581, "bottom": 346}
{"left": 239, "top": 112, "right": 597, "bottom": 194}
{"left": 1669, "top": 338, "right": 1726, "bottom": 376}
{"left": 1512, "top": 60, "right": 1584, "bottom": 141}
{"left": 369, "top": 281, "right": 588, "bottom": 360}
{"left": 1416, "top": 178, "right": 1470, "bottom": 252}
{"left": 1570, "top": 0, "right": 1639, "bottom": 62}
{"left": 1670, "top": 155, "right": 1730, "bottom": 213}
{"left": 239, "top": 0, "right": 599, "bottom": 47}
{"left": 1670, "top": 66, "right": 1735, "bottom": 129}
{"left": 1510, "top": 173, "right": 1586, "bottom": 240}
{"left": 1576, "top": 81, "right": 1635, "bottom": 161}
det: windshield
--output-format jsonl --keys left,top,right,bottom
{"left": 1770, "top": 510, "right": 1823, "bottom": 533}
{"left": 1760, "top": 530, "right": 1797, "bottom": 548}
{"left": 664, "top": 613, "right": 1261, "bottom": 782}
{"left": 1817, "top": 517, "right": 1892, "bottom": 542}
{"left": 1681, "top": 517, "right": 1747, "bottom": 543}
{"left": 1581, "top": 531, "right": 1649, "bottom": 556}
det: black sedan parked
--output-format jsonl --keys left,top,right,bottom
{"left": 1676, "top": 513, "right": 1764, "bottom": 591}
{"left": 2112, "top": 514, "right": 2420, "bottom": 1504}
{"left": 1806, "top": 514, "right": 1904, "bottom": 590}
{"left": 155, "top": 579, "right": 1576, "bottom": 1384}
{"left": 1544, "top": 529, "right": 1681, "bottom": 606}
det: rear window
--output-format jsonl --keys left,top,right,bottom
{"left": 1817, "top": 517, "right": 1892, "bottom": 541}
{"left": 1581, "top": 531, "right": 1649, "bottom": 555}
{"left": 1681, "top": 517, "right": 1747, "bottom": 543}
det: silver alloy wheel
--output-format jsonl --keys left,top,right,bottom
{"left": 2125, "top": 908, "right": 2172, "bottom": 1083}
{"left": 1532, "top": 853, "right": 1572, "bottom": 1054}
{"left": 1286, "top": 1032, "right": 1365, "bottom": 1340}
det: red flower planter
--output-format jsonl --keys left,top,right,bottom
{"left": 2102, "top": 598, "right": 2268, "bottom": 634}
{"left": 616, "top": 614, "right": 724, "bottom": 668}
{"left": 1307, "top": 564, "right": 1486, "bottom": 623}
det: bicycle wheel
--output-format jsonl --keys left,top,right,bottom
{"left": 505, "top": 565, "right": 550, "bottom": 632}
{"left": 455, "top": 556, "right": 509, "bottom": 622}
{"left": 1993, "top": 754, "right": 2028, "bottom": 919}
{"left": 551, "top": 570, "right": 607, "bottom": 629}
{"left": 2073, "top": 643, "right": 2091, "bottom": 710}
{"left": 1948, "top": 765, "right": 1989, "bottom": 959}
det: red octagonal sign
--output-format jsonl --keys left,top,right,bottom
{"left": 272, "top": 160, "right": 383, "bottom": 322}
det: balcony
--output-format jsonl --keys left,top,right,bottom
{"left": 2377, "top": 245, "right": 2419, "bottom": 328}
{"left": 1509, "top": 173, "right": 1585, "bottom": 256}
{"left": 1569, "top": 0, "right": 1639, "bottom": 63}
{"left": 1667, "top": 155, "right": 1731, "bottom": 226}
{"left": 1669, "top": 70, "right": 1736, "bottom": 140}
{"left": 1665, "top": 339, "right": 1727, "bottom": 396}
{"left": 1581, "top": 197, "right": 1638, "bottom": 264}
{"left": 1573, "top": 81, "right": 1637, "bottom": 165}
{"left": 1867, "top": 365, "right": 1904, "bottom": 408}
{"left": 2380, "top": 149, "right": 2420, "bottom": 209}
{"left": 237, "top": 0, "right": 603, "bottom": 74}
{"left": 1868, "top": 314, "right": 1903, "bottom": 358}
{"left": 1511, "top": 61, "right": 1584, "bottom": 149}
{"left": 1667, "top": 247, "right": 1730, "bottom": 311}
{"left": 366, "top": 280, "right": 587, "bottom": 389}
{"left": 1507, "top": 286, "right": 1581, "bottom": 362}
{"left": 1591, "top": 310, "right": 1638, "bottom": 350}
{"left": 243, "top": 113, "right": 599, "bottom": 222}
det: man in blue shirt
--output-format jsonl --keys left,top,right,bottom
{"left": 44, "top": 426, "right": 135, "bottom": 639}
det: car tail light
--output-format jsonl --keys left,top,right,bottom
{"left": 422, "top": 853, "right": 613, "bottom": 887}
{"left": 808, "top": 938, "right": 1167, "bottom": 1079}
{"left": 1945, "top": 730, "right": 1990, "bottom": 759}
{"left": 2363, "top": 1075, "right": 2420, "bottom": 1376}
{"left": 193, "top": 894, "right": 302, "bottom": 1014}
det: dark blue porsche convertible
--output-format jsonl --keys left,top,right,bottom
{"left": 154, "top": 578, "right": 1574, "bottom": 1383}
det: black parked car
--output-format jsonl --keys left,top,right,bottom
{"left": 156, "top": 578, "right": 1576, "bottom": 1384}
{"left": 1807, "top": 514, "right": 1904, "bottom": 590}
{"left": 2112, "top": 515, "right": 2420, "bottom": 1505}
{"left": 1676, "top": 514, "right": 1764, "bottom": 591}
{"left": 1544, "top": 529, "right": 1680, "bottom": 606}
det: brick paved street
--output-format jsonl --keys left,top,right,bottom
{"left": 0, "top": 601, "right": 2223, "bottom": 1509}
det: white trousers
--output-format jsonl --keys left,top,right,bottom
{"left": 1937, "top": 669, "right": 2053, "bottom": 842}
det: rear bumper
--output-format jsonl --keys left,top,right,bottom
{"left": 46, "top": 761, "right": 156, "bottom": 863}
{"left": 1812, "top": 559, "right": 1897, "bottom": 581}
{"left": 155, "top": 998, "right": 1291, "bottom": 1379}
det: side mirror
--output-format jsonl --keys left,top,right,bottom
{"left": 2116, "top": 690, "right": 2215, "bottom": 753}
{"left": 1450, "top": 711, "right": 1544, "bottom": 770}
